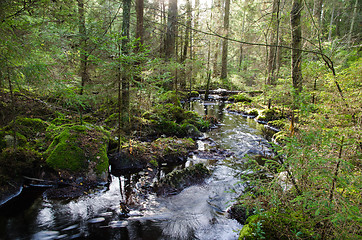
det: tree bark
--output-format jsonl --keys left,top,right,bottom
{"left": 121, "top": 0, "right": 131, "bottom": 125}
{"left": 291, "top": 0, "right": 302, "bottom": 94}
{"left": 78, "top": 0, "right": 89, "bottom": 95}
{"left": 328, "top": 6, "right": 335, "bottom": 41}
{"left": 220, "top": 0, "right": 230, "bottom": 81}
{"left": 348, "top": 0, "right": 358, "bottom": 44}
{"left": 164, "top": 0, "right": 178, "bottom": 59}
{"left": 267, "top": 0, "right": 280, "bottom": 85}
{"left": 135, "top": 0, "right": 144, "bottom": 51}
{"left": 313, "top": 0, "right": 323, "bottom": 29}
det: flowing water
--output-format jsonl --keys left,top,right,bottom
{"left": 0, "top": 99, "right": 272, "bottom": 240}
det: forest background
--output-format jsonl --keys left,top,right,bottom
{"left": 0, "top": 0, "right": 361, "bottom": 239}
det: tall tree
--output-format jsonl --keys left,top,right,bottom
{"left": 291, "top": 0, "right": 302, "bottom": 95}
{"left": 313, "top": 0, "right": 323, "bottom": 29}
{"left": 348, "top": 0, "right": 359, "bottom": 44}
{"left": 135, "top": 0, "right": 144, "bottom": 50}
{"left": 220, "top": 0, "right": 230, "bottom": 81}
{"left": 164, "top": 0, "right": 178, "bottom": 59}
{"left": 121, "top": 0, "right": 131, "bottom": 125}
{"left": 180, "top": 0, "right": 192, "bottom": 90}
{"left": 78, "top": 0, "right": 89, "bottom": 95}
{"left": 267, "top": 0, "right": 280, "bottom": 85}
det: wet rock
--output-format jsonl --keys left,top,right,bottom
{"left": 191, "top": 148, "right": 234, "bottom": 160}
{"left": 154, "top": 163, "right": 211, "bottom": 196}
{"left": 227, "top": 203, "right": 254, "bottom": 224}
{"left": 109, "top": 151, "right": 146, "bottom": 175}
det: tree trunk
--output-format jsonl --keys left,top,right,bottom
{"left": 348, "top": 0, "right": 358, "bottom": 44}
{"left": 135, "top": 0, "right": 144, "bottom": 50}
{"left": 205, "top": 40, "right": 212, "bottom": 100}
{"left": 164, "top": 0, "right": 178, "bottom": 59}
{"left": 313, "top": 0, "right": 323, "bottom": 29}
{"left": 220, "top": 0, "right": 230, "bottom": 81}
{"left": 328, "top": 6, "right": 335, "bottom": 41}
{"left": 121, "top": 0, "right": 131, "bottom": 126}
{"left": 291, "top": 0, "right": 302, "bottom": 95}
{"left": 78, "top": 0, "right": 89, "bottom": 96}
{"left": 180, "top": 0, "right": 191, "bottom": 90}
{"left": 267, "top": 0, "right": 280, "bottom": 85}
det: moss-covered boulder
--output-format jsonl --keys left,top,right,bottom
{"left": 257, "top": 108, "right": 282, "bottom": 122}
{"left": 144, "top": 103, "right": 212, "bottom": 138}
{"left": 229, "top": 93, "right": 253, "bottom": 103}
{"left": 151, "top": 137, "right": 196, "bottom": 164}
{"left": 45, "top": 124, "right": 110, "bottom": 182}
{"left": 109, "top": 137, "right": 196, "bottom": 174}
{"left": 154, "top": 163, "right": 211, "bottom": 196}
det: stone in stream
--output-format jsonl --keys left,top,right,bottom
{"left": 154, "top": 163, "right": 211, "bottom": 196}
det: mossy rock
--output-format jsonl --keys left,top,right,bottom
{"left": 257, "top": 108, "right": 282, "bottom": 122}
{"left": 152, "top": 137, "right": 196, "bottom": 164}
{"left": 0, "top": 147, "right": 43, "bottom": 177}
{"left": 228, "top": 203, "right": 254, "bottom": 224}
{"left": 154, "top": 163, "right": 211, "bottom": 196}
{"left": 12, "top": 117, "right": 49, "bottom": 138}
{"left": 146, "top": 105, "right": 212, "bottom": 137}
{"left": 226, "top": 102, "right": 251, "bottom": 113}
{"left": 45, "top": 124, "right": 110, "bottom": 181}
{"left": 248, "top": 109, "right": 259, "bottom": 117}
{"left": 229, "top": 93, "right": 252, "bottom": 103}
{"left": 0, "top": 130, "right": 28, "bottom": 151}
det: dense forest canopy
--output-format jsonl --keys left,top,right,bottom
{"left": 0, "top": 0, "right": 361, "bottom": 239}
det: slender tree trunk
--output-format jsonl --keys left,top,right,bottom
{"left": 238, "top": 5, "right": 246, "bottom": 72}
{"left": 348, "top": 0, "right": 358, "bottom": 44}
{"left": 205, "top": 40, "right": 212, "bottom": 100}
{"left": 267, "top": 0, "right": 280, "bottom": 85}
{"left": 160, "top": 0, "right": 166, "bottom": 57}
{"left": 220, "top": 0, "right": 230, "bottom": 81}
{"left": 78, "top": 0, "right": 89, "bottom": 95}
{"left": 291, "top": 0, "right": 302, "bottom": 95}
{"left": 121, "top": 0, "right": 131, "bottom": 126}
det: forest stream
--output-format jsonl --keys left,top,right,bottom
{"left": 0, "top": 98, "right": 273, "bottom": 240}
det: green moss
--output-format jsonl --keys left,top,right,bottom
{"left": 158, "top": 91, "right": 188, "bottom": 105}
{"left": 189, "top": 91, "right": 200, "bottom": 98}
{"left": 13, "top": 117, "right": 49, "bottom": 137}
{"left": 149, "top": 159, "right": 158, "bottom": 167}
{"left": 238, "top": 224, "right": 253, "bottom": 240}
{"left": 229, "top": 93, "right": 252, "bottom": 103}
{"left": 50, "top": 117, "right": 72, "bottom": 126}
{"left": 268, "top": 119, "right": 287, "bottom": 130}
{"left": 0, "top": 147, "right": 43, "bottom": 177}
{"left": 248, "top": 109, "right": 259, "bottom": 116}
{"left": 45, "top": 124, "right": 109, "bottom": 176}
{"left": 258, "top": 108, "right": 281, "bottom": 122}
